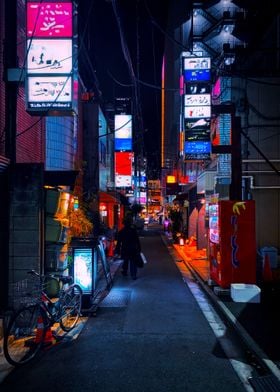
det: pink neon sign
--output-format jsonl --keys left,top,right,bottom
{"left": 27, "top": 2, "right": 72, "bottom": 38}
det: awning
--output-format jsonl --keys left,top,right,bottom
{"left": 99, "top": 191, "right": 130, "bottom": 206}
{"left": 99, "top": 191, "right": 119, "bottom": 204}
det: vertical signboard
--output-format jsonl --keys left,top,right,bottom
{"left": 183, "top": 56, "right": 212, "bottom": 161}
{"left": 26, "top": 1, "right": 73, "bottom": 113}
{"left": 115, "top": 152, "right": 133, "bottom": 188}
{"left": 114, "top": 114, "right": 132, "bottom": 151}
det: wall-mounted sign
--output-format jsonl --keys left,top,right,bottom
{"left": 185, "top": 129, "right": 210, "bottom": 142}
{"left": 184, "top": 106, "right": 211, "bottom": 119}
{"left": 27, "top": 39, "right": 72, "bottom": 74}
{"left": 26, "top": 1, "right": 74, "bottom": 114}
{"left": 186, "top": 84, "right": 211, "bottom": 94}
{"left": 184, "top": 57, "right": 211, "bottom": 70}
{"left": 27, "top": 76, "right": 72, "bottom": 108}
{"left": 184, "top": 140, "right": 211, "bottom": 161}
{"left": 115, "top": 152, "right": 133, "bottom": 188}
{"left": 185, "top": 94, "right": 211, "bottom": 106}
{"left": 185, "top": 118, "right": 210, "bottom": 130}
{"left": 27, "top": 2, "right": 73, "bottom": 38}
{"left": 114, "top": 114, "right": 132, "bottom": 151}
{"left": 184, "top": 69, "right": 211, "bottom": 82}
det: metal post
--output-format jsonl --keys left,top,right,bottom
{"left": 230, "top": 116, "right": 242, "bottom": 200}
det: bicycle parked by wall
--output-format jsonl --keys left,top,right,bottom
{"left": 3, "top": 270, "right": 82, "bottom": 366}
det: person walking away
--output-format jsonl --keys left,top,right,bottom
{"left": 115, "top": 216, "right": 141, "bottom": 280}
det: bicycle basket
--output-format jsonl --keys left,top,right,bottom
{"left": 11, "top": 276, "right": 42, "bottom": 309}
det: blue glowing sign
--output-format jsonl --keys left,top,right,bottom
{"left": 73, "top": 248, "right": 92, "bottom": 294}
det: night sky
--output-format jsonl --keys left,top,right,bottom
{"left": 78, "top": 0, "right": 170, "bottom": 175}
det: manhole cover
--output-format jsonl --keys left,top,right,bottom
{"left": 99, "top": 290, "right": 131, "bottom": 307}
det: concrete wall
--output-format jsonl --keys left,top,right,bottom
{"left": 8, "top": 164, "right": 44, "bottom": 292}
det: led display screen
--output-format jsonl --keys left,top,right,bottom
{"left": 27, "top": 2, "right": 73, "bottom": 38}
{"left": 27, "top": 39, "right": 72, "bottom": 74}
{"left": 73, "top": 248, "right": 92, "bottom": 294}
{"left": 184, "top": 105, "right": 211, "bottom": 119}
{"left": 184, "top": 94, "right": 211, "bottom": 106}
{"left": 184, "top": 69, "right": 211, "bottom": 82}
{"left": 184, "top": 57, "right": 211, "bottom": 70}
{"left": 27, "top": 76, "right": 72, "bottom": 109}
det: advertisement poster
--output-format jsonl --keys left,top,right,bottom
{"left": 73, "top": 248, "right": 92, "bottom": 294}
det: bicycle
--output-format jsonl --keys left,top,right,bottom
{"left": 3, "top": 270, "right": 83, "bottom": 366}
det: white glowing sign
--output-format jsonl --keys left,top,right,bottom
{"left": 184, "top": 94, "right": 211, "bottom": 106}
{"left": 73, "top": 248, "right": 92, "bottom": 294}
{"left": 184, "top": 57, "right": 211, "bottom": 70}
{"left": 114, "top": 115, "right": 132, "bottom": 138}
{"left": 184, "top": 106, "right": 211, "bottom": 119}
{"left": 27, "top": 39, "right": 72, "bottom": 74}
{"left": 115, "top": 175, "right": 132, "bottom": 188}
{"left": 27, "top": 76, "right": 72, "bottom": 108}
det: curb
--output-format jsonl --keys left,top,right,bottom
{"left": 174, "top": 244, "right": 280, "bottom": 382}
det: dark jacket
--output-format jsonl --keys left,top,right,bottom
{"left": 115, "top": 224, "right": 141, "bottom": 259}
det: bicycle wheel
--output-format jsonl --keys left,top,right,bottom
{"left": 59, "top": 284, "right": 82, "bottom": 332}
{"left": 3, "top": 305, "right": 46, "bottom": 366}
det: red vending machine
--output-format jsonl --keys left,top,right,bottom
{"left": 208, "top": 200, "right": 256, "bottom": 288}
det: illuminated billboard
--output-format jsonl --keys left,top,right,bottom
{"left": 186, "top": 84, "right": 211, "bottom": 94}
{"left": 27, "top": 76, "right": 72, "bottom": 109}
{"left": 184, "top": 141, "right": 211, "bottom": 161}
{"left": 27, "top": 39, "right": 72, "bottom": 74}
{"left": 184, "top": 57, "right": 211, "bottom": 70}
{"left": 115, "top": 152, "right": 133, "bottom": 188}
{"left": 27, "top": 2, "right": 73, "bottom": 38}
{"left": 184, "top": 106, "right": 211, "bottom": 119}
{"left": 26, "top": 1, "right": 74, "bottom": 114}
{"left": 185, "top": 94, "right": 211, "bottom": 106}
{"left": 114, "top": 114, "right": 132, "bottom": 151}
{"left": 184, "top": 69, "right": 211, "bottom": 82}
{"left": 73, "top": 248, "right": 92, "bottom": 294}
